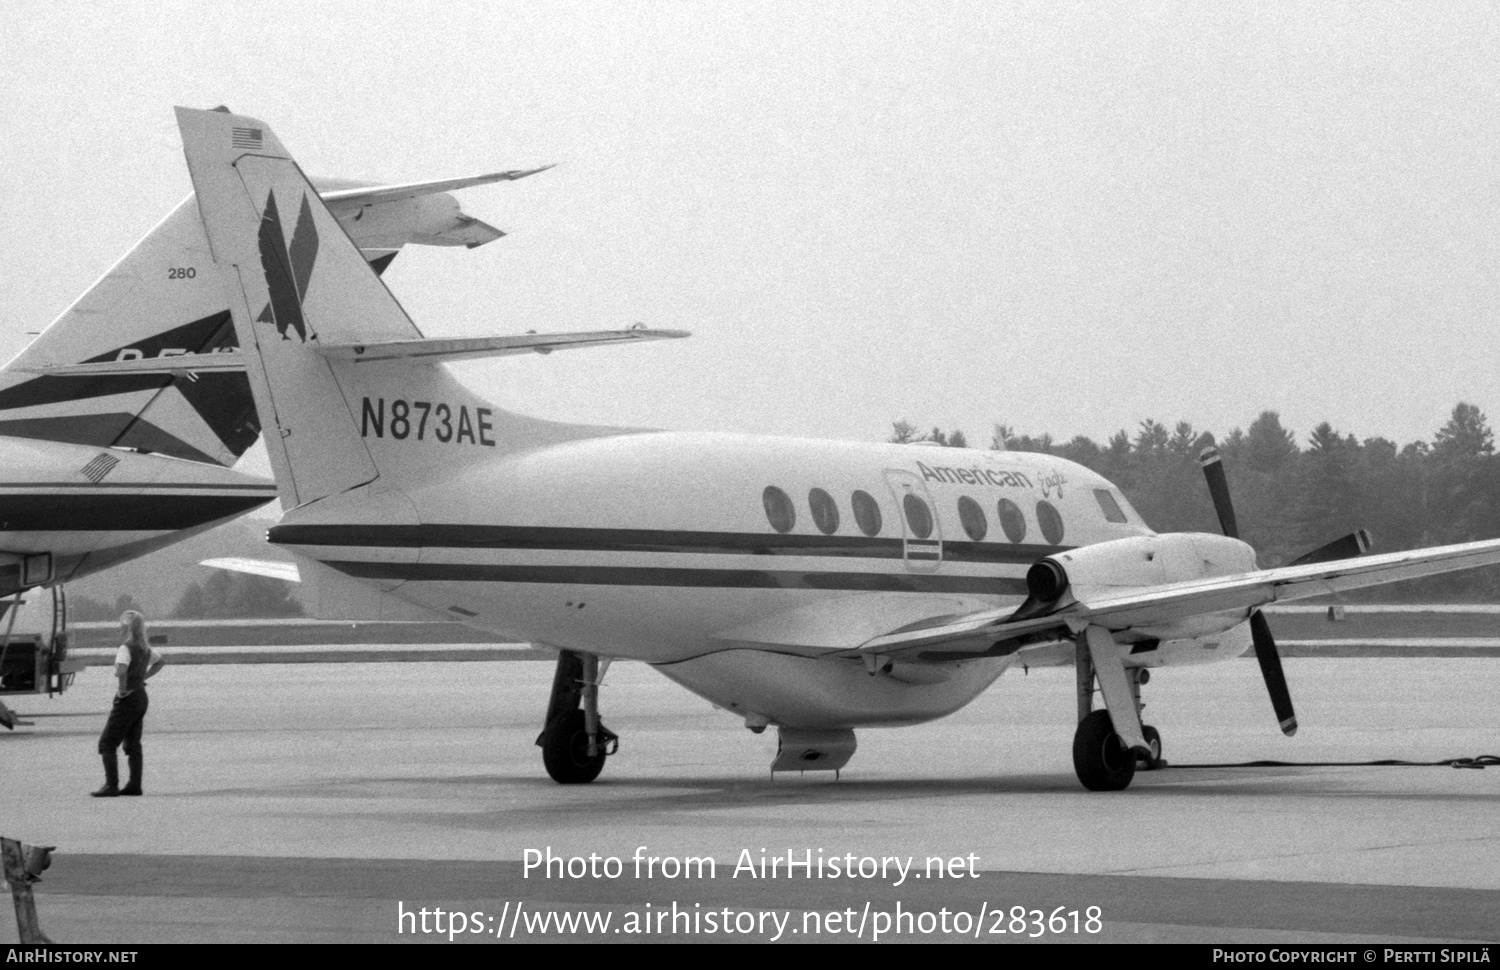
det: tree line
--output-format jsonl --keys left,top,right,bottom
{"left": 891, "top": 403, "right": 1500, "bottom": 601}
{"left": 70, "top": 571, "right": 304, "bottom": 622}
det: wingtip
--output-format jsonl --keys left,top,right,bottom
{"left": 495, "top": 164, "right": 556, "bottom": 182}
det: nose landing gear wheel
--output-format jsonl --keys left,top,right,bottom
{"left": 1072, "top": 709, "right": 1137, "bottom": 791}
{"left": 541, "top": 709, "right": 608, "bottom": 784}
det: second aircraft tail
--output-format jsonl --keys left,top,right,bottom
{"left": 0, "top": 198, "right": 257, "bottom": 466}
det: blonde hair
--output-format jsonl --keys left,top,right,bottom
{"left": 120, "top": 610, "right": 148, "bottom": 650}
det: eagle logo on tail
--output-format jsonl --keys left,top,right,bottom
{"left": 256, "top": 190, "right": 318, "bottom": 342}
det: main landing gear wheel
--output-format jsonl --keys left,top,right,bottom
{"left": 536, "top": 649, "right": 617, "bottom": 784}
{"left": 1137, "top": 725, "right": 1163, "bottom": 771}
{"left": 1072, "top": 709, "right": 1137, "bottom": 792}
{"left": 541, "top": 709, "right": 607, "bottom": 784}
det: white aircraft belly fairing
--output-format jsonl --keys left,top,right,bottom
{"left": 179, "top": 107, "right": 1500, "bottom": 790}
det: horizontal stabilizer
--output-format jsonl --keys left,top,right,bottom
{"left": 21, "top": 352, "right": 247, "bottom": 377}
{"left": 201, "top": 557, "right": 301, "bottom": 582}
{"left": 21, "top": 326, "right": 689, "bottom": 373}
{"left": 318, "top": 167, "right": 554, "bottom": 207}
{"left": 318, "top": 326, "right": 690, "bottom": 364}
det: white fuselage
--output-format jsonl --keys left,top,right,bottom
{"left": 268, "top": 432, "right": 1232, "bottom": 729}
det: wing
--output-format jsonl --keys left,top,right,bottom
{"left": 850, "top": 536, "right": 1500, "bottom": 660}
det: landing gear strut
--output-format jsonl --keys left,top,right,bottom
{"left": 1071, "top": 630, "right": 1162, "bottom": 791}
{"left": 536, "top": 650, "right": 617, "bottom": 784}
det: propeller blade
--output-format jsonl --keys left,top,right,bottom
{"left": 1249, "top": 610, "right": 1297, "bottom": 736}
{"left": 1197, "top": 446, "right": 1240, "bottom": 539}
{"left": 1287, "top": 529, "right": 1373, "bottom": 567}
{"left": 1199, "top": 445, "right": 1300, "bottom": 735}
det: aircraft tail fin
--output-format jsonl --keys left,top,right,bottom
{"left": 178, "top": 107, "right": 613, "bottom": 510}
{"left": 0, "top": 199, "right": 258, "bottom": 466}
{"left": 177, "top": 108, "right": 402, "bottom": 507}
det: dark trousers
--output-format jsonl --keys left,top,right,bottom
{"left": 97, "top": 689, "right": 148, "bottom": 788}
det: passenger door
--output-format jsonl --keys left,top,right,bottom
{"left": 883, "top": 470, "right": 943, "bottom": 571}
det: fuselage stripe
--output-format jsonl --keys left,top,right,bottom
{"left": 0, "top": 494, "right": 273, "bottom": 532}
{"left": 270, "top": 523, "right": 1070, "bottom": 564}
{"left": 324, "top": 560, "right": 1030, "bottom": 594}
{"left": 0, "top": 482, "right": 276, "bottom": 491}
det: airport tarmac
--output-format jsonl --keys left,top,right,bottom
{"left": 2, "top": 656, "right": 1498, "bottom": 943}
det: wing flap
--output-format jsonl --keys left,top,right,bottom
{"left": 857, "top": 609, "right": 1060, "bottom": 653}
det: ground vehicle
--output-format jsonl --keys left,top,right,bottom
{"left": 0, "top": 588, "right": 81, "bottom": 728}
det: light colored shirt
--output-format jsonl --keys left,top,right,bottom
{"left": 114, "top": 645, "right": 164, "bottom": 668}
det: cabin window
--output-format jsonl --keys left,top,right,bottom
{"left": 851, "top": 490, "right": 883, "bottom": 536}
{"left": 808, "top": 488, "right": 840, "bottom": 535}
{"left": 1036, "top": 500, "right": 1065, "bottom": 545}
{"left": 957, "top": 495, "right": 987, "bottom": 541}
{"left": 762, "top": 486, "right": 796, "bottom": 533}
{"left": 903, "top": 493, "right": 934, "bottom": 539}
{"left": 1093, "top": 488, "right": 1128, "bottom": 524}
{"left": 996, "top": 498, "right": 1027, "bottom": 543}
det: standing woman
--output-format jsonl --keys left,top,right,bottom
{"left": 93, "top": 610, "right": 165, "bottom": 797}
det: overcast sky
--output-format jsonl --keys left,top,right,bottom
{"left": 5, "top": 1, "right": 1498, "bottom": 461}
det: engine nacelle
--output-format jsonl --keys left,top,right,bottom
{"left": 1027, "top": 532, "right": 1257, "bottom": 610}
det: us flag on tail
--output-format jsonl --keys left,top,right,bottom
{"left": 231, "top": 127, "right": 263, "bottom": 150}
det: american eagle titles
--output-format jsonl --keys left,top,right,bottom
{"left": 915, "top": 460, "right": 1033, "bottom": 490}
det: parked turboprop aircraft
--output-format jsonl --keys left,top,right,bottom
{"left": 180, "top": 107, "right": 1500, "bottom": 791}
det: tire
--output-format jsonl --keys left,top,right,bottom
{"left": 541, "top": 709, "right": 607, "bottom": 784}
{"left": 1072, "top": 709, "right": 1137, "bottom": 791}
{"left": 1138, "top": 725, "right": 1163, "bottom": 770}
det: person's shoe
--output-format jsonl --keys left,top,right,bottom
{"left": 118, "top": 785, "right": 142, "bottom": 796}
{"left": 91, "top": 784, "right": 119, "bottom": 798}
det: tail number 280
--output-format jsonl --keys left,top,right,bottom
{"left": 361, "top": 398, "right": 496, "bottom": 447}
